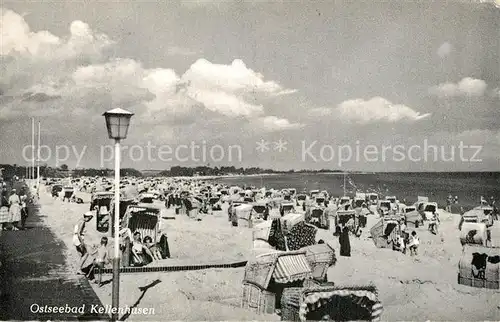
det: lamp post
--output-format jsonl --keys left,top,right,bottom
{"left": 103, "top": 108, "right": 134, "bottom": 321}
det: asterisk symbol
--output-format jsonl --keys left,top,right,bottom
{"left": 256, "top": 139, "right": 270, "bottom": 153}
{"left": 273, "top": 139, "right": 288, "bottom": 152}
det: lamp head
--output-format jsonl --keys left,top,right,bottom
{"left": 103, "top": 108, "right": 134, "bottom": 140}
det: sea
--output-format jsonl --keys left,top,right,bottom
{"left": 212, "top": 172, "right": 500, "bottom": 210}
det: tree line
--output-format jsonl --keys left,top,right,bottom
{"left": 158, "top": 166, "right": 343, "bottom": 177}
{"left": 0, "top": 163, "right": 344, "bottom": 180}
{"left": 0, "top": 164, "right": 143, "bottom": 179}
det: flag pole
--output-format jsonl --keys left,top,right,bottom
{"left": 31, "top": 118, "right": 35, "bottom": 181}
{"left": 37, "top": 121, "right": 41, "bottom": 195}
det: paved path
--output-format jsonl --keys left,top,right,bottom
{"left": 0, "top": 181, "right": 108, "bottom": 320}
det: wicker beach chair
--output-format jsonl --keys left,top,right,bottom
{"left": 242, "top": 250, "right": 313, "bottom": 314}
{"left": 281, "top": 284, "right": 383, "bottom": 321}
{"left": 458, "top": 245, "right": 500, "bottom": 289}
{"left": 302, "top": 244, "right": 337, "bottom": 282}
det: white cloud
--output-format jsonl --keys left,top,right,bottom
{"left": 255, "top": 116, "right": 304, "bottom": 132}
{"left": 182, "top": 59, "right": 293, "bottom": 95}
{"left": 0, "top": 8, "right": 297, "bottom": 134}
{"left": 188, "top": 90, "right": 263, "bottom": 117}
{"left": 336, "top": 97, "right": 431, "bottom": 124}
{"left": 0, "top": 8, "right": 112, "bottom": 60}
{"left": 177, "top": 58, "right": 295, "bottom": 118}
{"left": 437, "top": 42, "right": 453, "bottom": 58}
{"left": 477, "top": 0, "right": 500, "bottom": 8}
{"left": 429, "top": 77, "right": 488, "bottom": 97}
{"left": 272, "top": 89, "right": 298, "bottom": 97}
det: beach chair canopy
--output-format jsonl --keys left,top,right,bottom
{"left": 236, "top": 204, "right": 254, "bottom": 221}
{"left": 281, "top": 213, "right": 305, "bottom": 232}
{"left": 462, "top": 209, "right": 484, "bottom": 223}
{"left": 252, "top": 204, "right": 266, "bottom": 214}
{"left": 122, "top": 205, "right": 161, "bottom": 242}
{"left": 336, "top": 210, "right": 356, "bottom": 225}
{"left": 209, "top": 197, "right": 220, "bottom": 204}
{"left": 243, "top": 250, "right": 312, "bottom": 289}
{"left": 253, "top": 220, "right": 272, "bottom": 241}
{"left": 92, "top": 192, "right": 114, "bottom": 200}
{"left": 273, "top": 252, "right": 312, "bottom": 284}
{"left": 281, "top": 284, "right": 382, "bottom": 322}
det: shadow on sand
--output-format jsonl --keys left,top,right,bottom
{"left": 119, "top": 279, "right": 162, "bottom": 321}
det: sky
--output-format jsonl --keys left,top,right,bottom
{"left": 0, "top": 0, "right": 499, "bottom": 172}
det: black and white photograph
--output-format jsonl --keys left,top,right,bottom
{"left": 0, "top": 0, "right": 499, "bottom": 320}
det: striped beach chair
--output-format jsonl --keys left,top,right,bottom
{"left": 281, "top": 284, "right": 383, "bottom": 321}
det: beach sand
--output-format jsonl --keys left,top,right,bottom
{"left": 37, "top": 187, "right": 500, "bottom": 321}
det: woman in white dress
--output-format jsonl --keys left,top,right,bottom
{"left": 8, "top": 190, "right": 21, "bottom": 230}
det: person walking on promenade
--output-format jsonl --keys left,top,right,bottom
{"left": 73, "top": 212, "right": 94, "bottom": 274}
{"left": 0, "top": 188, "right": 9, "bottom": 230}
{"left": 1, "top": 191, "right": 8, "bottom": 208}
{"left": 19, "top": 194, "right": 28, "bottom": 229}
{"left": 8, "top": 189, "right": 21, "bottom": 231}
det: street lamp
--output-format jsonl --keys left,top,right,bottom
{"left": 103, "top": 107, "right": 134, "bottom": 321}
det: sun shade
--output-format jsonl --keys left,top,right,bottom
{"left": 273, "top": 253, "right": 312, "bottom": 284}
{"left": 298, "top": 287, "right": 382, "bottom": 322}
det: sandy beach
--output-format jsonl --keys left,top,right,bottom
{"left": 34, "top": 184, "right": 500, "bottom": 321}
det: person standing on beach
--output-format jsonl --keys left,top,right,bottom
{"left": 338, "top": 219, "right": 352, "bottom": 257}
{"left": 490, "top": 197, "right": 498, "bottom": 220}
{"left": 408, "top": 231, "right": 419, "bottom": 256}
{"left": 91, "top": 236, "right": 109, "bottom": 287}
{"left": 263, "top": 204, "right": 270, "bottom": 221}
{"left": 446, "top": 195, "right": 452, "bottom": 212}
{"left": 73, "top": 212, "right": 93, "bottom": 274}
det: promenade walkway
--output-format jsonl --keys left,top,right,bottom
{"left": 0, "top": 181, "right": 108, "bottom": 320}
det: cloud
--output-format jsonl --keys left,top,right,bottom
{"left": 429, "top": 77, "right": 488, "bottom": 97}
{"left": 336, "top": 97, "right": 431, "bottom": 124}
{"left": 477, "top": 0, "right": 500, "bottom": 8}
{"left": 178, "top": 58, "right": 295, "bottom": 118}
{"left": 0, "top": 7, "right": 297, "bottom": 138}
{"left": 182, "top": 59, "right": 293, "bottom": 94}
{"left": 437, "top": 42, "right": 453, "bottom": 58}
{"left": 0, "top": 8, "right": 112, "bottom": 60}
{"left": 22, "top": 92, "right": 61, "bottom": 102}
{"left": 255, "top": 116, "right": 305, "bottom": 132}
{"left": 188, "top": 90, "right": 263, "bottom": 117}
{"left": 272, "top": 89, "right": 298, "bottom": 97}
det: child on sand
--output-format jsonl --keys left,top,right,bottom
{"left": 91, "top": 237, "right": 109, "bottom": 287}
{"left": 143, "top": 236, "right": 162, "bottom": 261}
{"left": 408, "top": 231, "right": 419, "bottom": 256}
